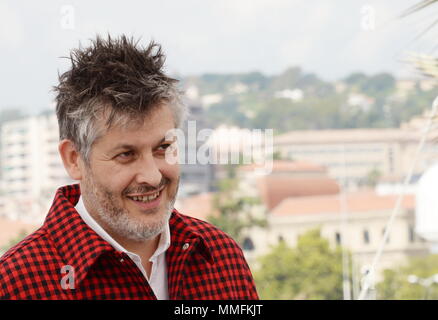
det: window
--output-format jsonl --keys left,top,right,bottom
{"left": 409, "top": 225, "right": 415, "bottom": 243}
{"left": 242, "top": 237, "right": 255, "bottom": 251}
{"left": 335, "top": 232, "right": 342, "bottom": 245}
{"left": 363, "top": 229, "right": 370, "bottom": 244}
{"left": 388, "top": 147, "right": 394, "bottom": 173}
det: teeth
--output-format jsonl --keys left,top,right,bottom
{"left": 130, "top": 191, "right": 160, "bottom": 203}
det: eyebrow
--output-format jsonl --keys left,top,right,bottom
{"left": 109, "top": 137, "right": 172, "bottom": 153}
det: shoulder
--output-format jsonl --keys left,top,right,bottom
{"left": 171, "top": 211, "right": 260, "bottom": 299}
{"left": 1, "top": 227, "right": 49, "bottom": 264}
{"left": 0, "top": 228, "right": 61, "bottom": 298}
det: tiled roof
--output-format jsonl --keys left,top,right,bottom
{"left": 274, "top": 128, "right": 422, "bottom": 144}
{"left": 271, "top": 192, "right": 415, "bottom": 216}
{"left": 257, "top": 175, "right": 340, "bottom": 210}
{"left": 239, "top": 160, "right": 327, "bottom": 173}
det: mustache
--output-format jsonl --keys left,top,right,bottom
{"left": 123, "top": 177, "right": 171, "bottom": 195}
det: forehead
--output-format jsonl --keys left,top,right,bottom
{"left": 95, "top": 104, "right": 176, "bottom": 148}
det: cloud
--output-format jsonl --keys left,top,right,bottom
{"left": 0, "top": 0, "right": 436, "bottom": 112}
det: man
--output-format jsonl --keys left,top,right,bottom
{"left": 0, "top": 35, "right": 259, "bottom": 300}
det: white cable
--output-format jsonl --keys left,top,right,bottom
{"left": 358, "top": 95, "right": 438, "bottom": 300}
{"left": 339, "top": 144, "right": 351, "bottom": 300}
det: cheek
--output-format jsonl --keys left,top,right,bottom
{"left": 94, "top": 165, "right": 135, "bottom": 194}
{"left": 169, "top": 164, "right": 180, "bottom": 180}
{"left": 159, "top": 159, "right": 180, "bottom": 181}
{"left": 168, "top": 166, "right": 180, "bottom": 196}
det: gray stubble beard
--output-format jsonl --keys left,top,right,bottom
{"left": 83, "top": 171, "right": 178, "bottom": 242}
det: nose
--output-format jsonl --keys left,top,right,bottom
{"left": 134, "top": 154, "right": 163, "bottom": 188}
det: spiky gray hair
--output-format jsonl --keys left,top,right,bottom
{"left": 54, "top": 34, "right": 187, "bottom": 163}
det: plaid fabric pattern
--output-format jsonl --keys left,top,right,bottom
{"left": 0, "top": 184, "right": 259, "bottom": 300}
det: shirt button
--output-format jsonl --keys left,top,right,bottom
{"left": 120, "top": 258, "right": 125, "bottom": 263}
{"left": 182, "top": 243, "right": 190, "bottom": 250}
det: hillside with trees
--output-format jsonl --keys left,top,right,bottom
{"left": 182, "top": 67, "right": 438, "bottom": 133}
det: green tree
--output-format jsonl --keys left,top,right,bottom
{"left": 254, "top": 229, "right": 348, "bottom": 299}
{"left": 268, "top": 67, "right": 302, "bottom": 92}
{"left": 389, "top": 87, "right": 438, "bottom": 125}
{"left": 344, "top": 72, "right": 368, "bottom": 87}
{"left": 273, "top": 151, "right": 286, "bottom": 160}
{"left": 193, "top": 67, "right": 436, "bottom": 131}
{"left": 365, "top": 168, "right": 382, "bottom": 187}
{"left": 361, "top": 73, "right": 395, "bottom": 97}
{"left": 207, "top": 177, "right": 267, "bottom": 246}
{"left": 377, "top": 254, "right": 438, "bottom": 300}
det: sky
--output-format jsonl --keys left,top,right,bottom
{"left": 1, "top": 0, "right": 437, "bottom": 114}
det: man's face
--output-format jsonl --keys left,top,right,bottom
{"left": 79, "top": 103, "right": 180, "bottom": 242}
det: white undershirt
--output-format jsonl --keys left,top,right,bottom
{"left": 75, "top": 196, "right": 170, "bottom": 300}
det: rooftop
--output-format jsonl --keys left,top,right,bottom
{"left": 271, "top": 192, "right": 415, "bottom": 216}
{"left": 239, "top": 160, "right": 327, "bottom": 173}
{"left": 274, "top": 128, "right": 429, "bottom": 145}
{"left": 175, "top": 192, "right": 216, "bottom": 221}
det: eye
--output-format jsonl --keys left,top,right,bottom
{"left": 155, "top": 143, "right": 175, "bottom": 157}
{"left": 157, "top": 143, "right": 172, "bottom": 151}
{"left": 116, "top": 150, "right": 135, "bottom": 160}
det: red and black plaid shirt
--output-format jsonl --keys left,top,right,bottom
{"left": 0, "top": 184, "right": 259, "bottom": 300}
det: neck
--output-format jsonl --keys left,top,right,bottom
{"left": 81, "top": 195, "right": 162, "bottom": 260}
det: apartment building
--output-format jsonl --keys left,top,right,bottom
{"left": 0, "top": 111, "right": 73, "bottom": 222}
{"left": 178, "top": 101, "right": 216, "bottom": 196}
{"left": 274, "top": 125, "right": 438, "bottom": 187}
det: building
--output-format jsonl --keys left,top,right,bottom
{"left": 244, "top": 192, "right": 430, "bottom": 297}
{"left": 0, "top": 111, "right": 73, "bottom": 222}
{"left": 178, "top": 101, "right": 216, "bottom": 197}
{"left": 175, "top": 192, "right": 215, "bottom": 220}
{"left": 274, "top": 124, "right": 438, "bottom": 188}
{"left": 237, "top": 160, "right": 340, "bottom": 210}
{"left": 175, "top": 155, "right": 432, "bottom": 297}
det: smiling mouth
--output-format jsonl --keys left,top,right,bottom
{"left": 126, "top": 186, "right": 165, "bottom": 204}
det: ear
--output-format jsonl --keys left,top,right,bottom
{"left": 58, "top": 139, "right": 84, "bottom": 180}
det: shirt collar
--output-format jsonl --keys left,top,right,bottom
{"left": 166, "top": 208, "right": 215, "bottom": 265}
{"left": 74, "top": 196, "right": 171, "bottom": 260}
